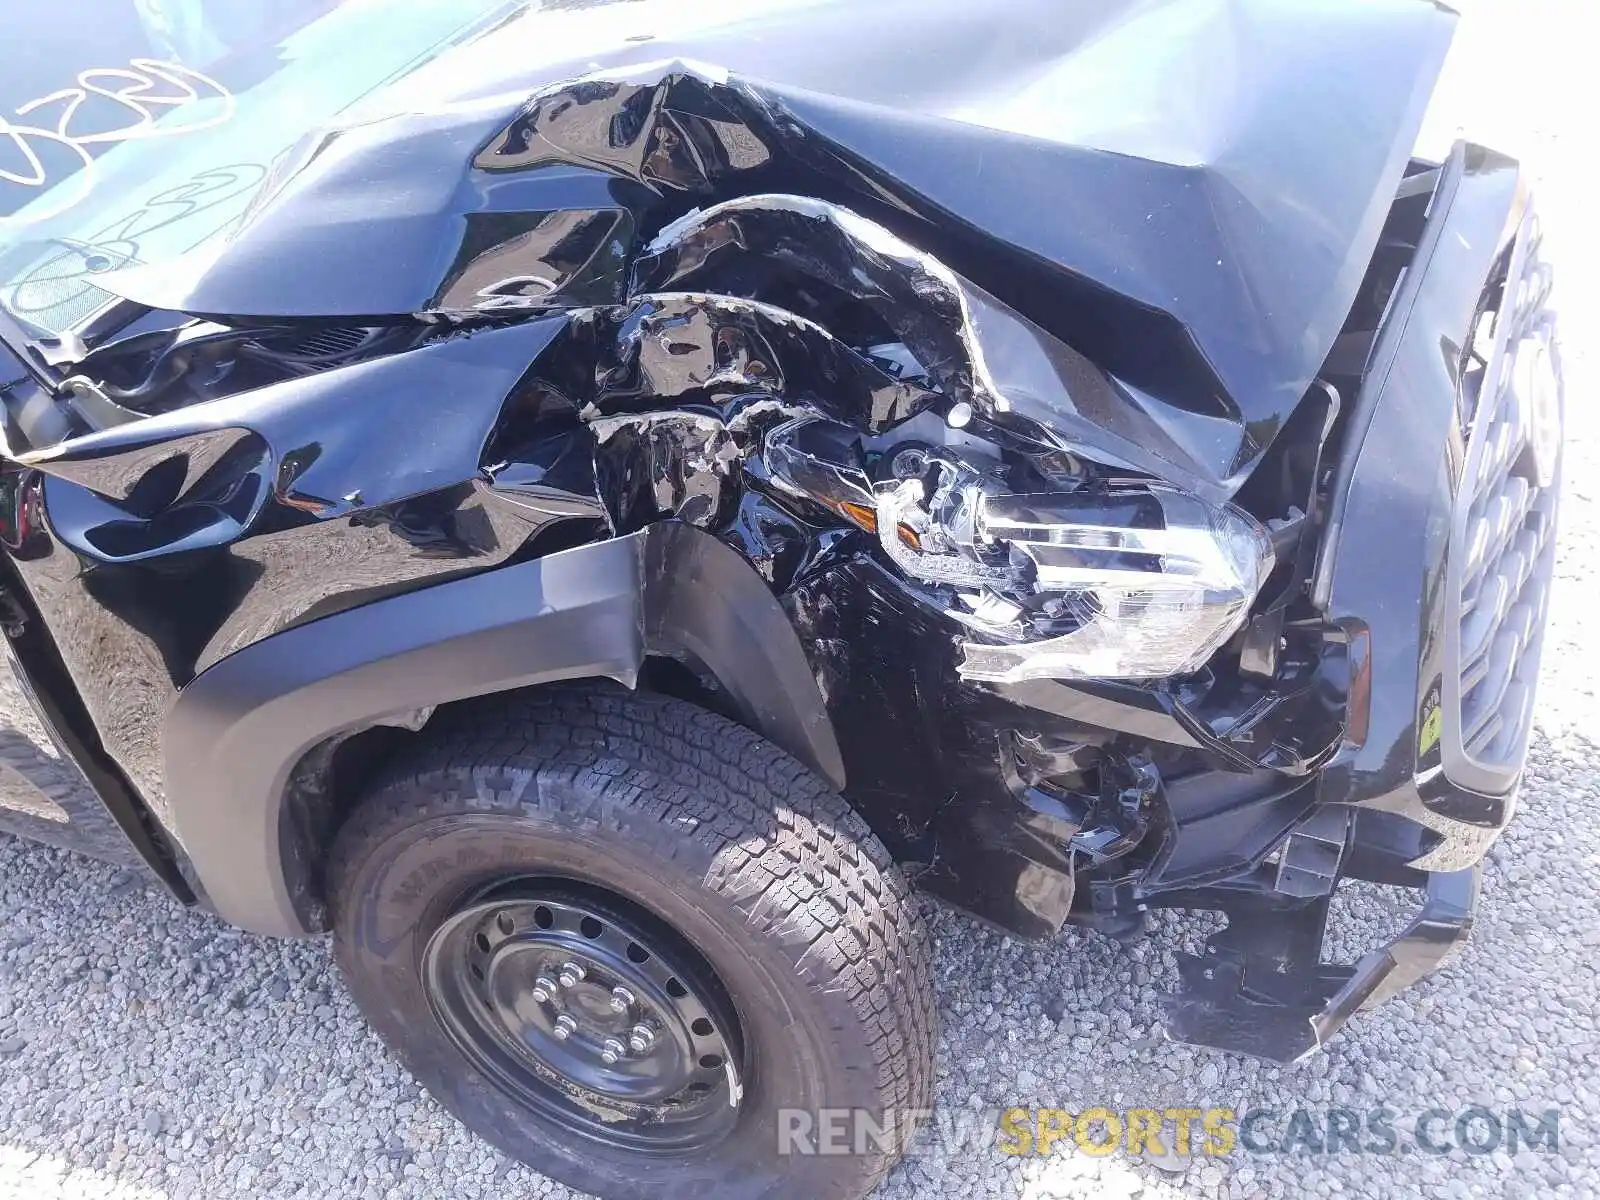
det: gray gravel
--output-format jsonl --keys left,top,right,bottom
{"left": 3, "top": 2, "right": 1597, "bottom": 1197}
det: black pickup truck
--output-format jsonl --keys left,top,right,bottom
{"left": 0, "top": 1, "right": 1561, "bottom": 1197}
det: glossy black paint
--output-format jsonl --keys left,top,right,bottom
{"left": 1314, "top": 144, "right": 1536, "bottom": 870}
{"left": 0, "top": 592, "right": 187, "bottom": 894}
{"left": 93, "top": 0, "right": 1454, "bottom": 493}
{"left": 163, "top": 523, "right": 840, "bottom": 936}
{"left": 6, "top": 320, "right": 574, "bottom": 815}
{"left": 0, "top": 0, "right": 1559, "bottom": 1063}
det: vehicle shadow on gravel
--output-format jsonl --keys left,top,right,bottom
{"left": 2, "top": 728, "right": 1597, "bottom": 1200}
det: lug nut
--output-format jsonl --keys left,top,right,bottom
{"left": 609, "top": 986, "right": 634, "bottom": 1013}
{"left": 557, "top": 962, "right": 586, "bottom": 988}
{"left": 552, "top": 1014, "right": 578, "bottom": 1041}
{"left": 627, "top": 1024, "right": 655, "bottom": 1055}
{"left": 530, "top": 976, "right": 557, "bottom": 1003}
{"left": 601, "top": 1037, "right": 627, "bottom": 1065}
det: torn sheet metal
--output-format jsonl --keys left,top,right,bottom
{"left": 595, "top": 292, "right": 936, "bottom": 433}
{"left": 588, "top": 408, "right": 738, "bottom": 529}
{"left": 633, "top": 195, "right": 1226, "bottom": 494}
{"left": 90, "top": 0, "right": 1456, "bottom": 491}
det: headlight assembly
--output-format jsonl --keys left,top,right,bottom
{"left": 764, "top": 417, "right": 1275, "bottom": 682}
{"left": 958, "top": 485, "right": 1275, "bottom": 682}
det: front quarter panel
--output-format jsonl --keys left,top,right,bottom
{"left": 6, "top": 319, "right": 577, "bottom": 821}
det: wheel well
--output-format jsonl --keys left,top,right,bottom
{"left": 168, "top": 523, "right": 841, "bottom": 936}
{"left": 281, "top": 662, "right": 747, "bottom": 931}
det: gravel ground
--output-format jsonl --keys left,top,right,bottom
{"left": 3, "top": 2, "right": 1598, "bottom": 1198}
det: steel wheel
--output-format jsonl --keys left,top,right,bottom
{"left": 420, "top": 881, "right": 744, "bottom": 1154}
{"left": 331, "top": 686, "right": 935, "bottom": 1199}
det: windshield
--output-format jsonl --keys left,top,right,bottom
{"left": 0, "top": 0, "right": 522, "bottom": 338}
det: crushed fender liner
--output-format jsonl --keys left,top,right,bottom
{"left": 164, "top": 523, "right": 842, "bottom": 937}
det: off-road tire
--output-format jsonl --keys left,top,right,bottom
{"left": 327, "top": 685, "right": 936, "bottom": 1200}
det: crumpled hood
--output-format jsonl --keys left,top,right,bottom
{"left": 101, "top": 0, "right": 1457, "bottom": 491}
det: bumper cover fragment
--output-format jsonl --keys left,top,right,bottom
{"left": 1164, "top": 866, "right": 1479, "bottom": 1062}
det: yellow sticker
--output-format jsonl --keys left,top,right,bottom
{"left": 1418, "top": 703, "right": 1443, "bottom": 756}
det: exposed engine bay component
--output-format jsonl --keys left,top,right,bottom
{"left": 240, "top": 325, "right": 403, "bottom": 375}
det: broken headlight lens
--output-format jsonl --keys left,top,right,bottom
{"left": 960, "top": 486, "right": 1275, "bottom": 682}
{"left": 874, "top": 475, "right": 1014, "bottom": 587}
{"left": 761, "top": 416, "right": 1273, "bottom": 682}
{"left": 764, "top": 416, "right": 881, "bottom": 531}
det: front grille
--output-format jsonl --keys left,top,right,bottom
{"left": 1452, "top": 210, "right": 1560, "bottom": 781}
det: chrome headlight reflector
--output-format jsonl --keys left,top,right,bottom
{"left": 959, "top": 486, "right": 1274, "bottom": 682}
{"left": 762, "top": 418, "right": 1275, "bottom": 682}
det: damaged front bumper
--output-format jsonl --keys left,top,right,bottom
{"left": 1147, "top": 143, "right": 1560, "bottom": 1061}
{"left": 1166, "top": 866, "right": 1481, "bottom": 1064}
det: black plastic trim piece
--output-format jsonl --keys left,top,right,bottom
{"left": 1310, "top": 864, "right": 1480, "bottom": 1041}
{"left": 165, "top": 524, "right": 843, "bottom": 937}
{"left": 642, "top": 523, "right": 847, "bottom": 792}
{"left": 1162, "top": 865, "right": 1478, "bottom": 1062}
{"left": 166, "top": 535, "right": 644, "bottom": 936}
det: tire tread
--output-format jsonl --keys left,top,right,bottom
{"left": 326, "top": 685, "right": 934, "bottom": 1194}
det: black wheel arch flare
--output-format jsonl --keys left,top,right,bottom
{"left": 162, "top": 521, "right": 844, "bottom": 937}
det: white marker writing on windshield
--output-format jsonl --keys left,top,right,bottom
{"left": 1, "top": 59, "right": 235, "bottom": 226}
